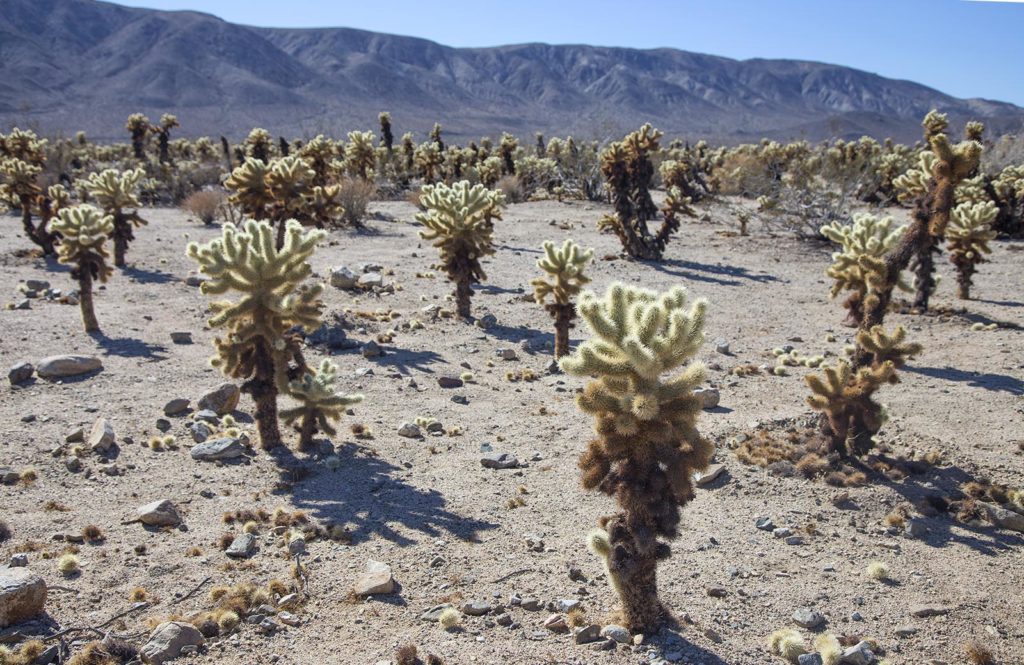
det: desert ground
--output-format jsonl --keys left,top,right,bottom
{"left": 2, "top": 196, "right": 1022, "bottom": 665}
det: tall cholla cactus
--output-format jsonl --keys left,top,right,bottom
{"left": 807, "top": 326, "right": 921, "bottom": 457}
{"left": 49, "top": 205, "right": 114, "bottom": 332}
{"left": 416, "top": 181, "right": 505, "bottom": 319}
{"left": 344, "top": 131, "right": 376, "bottom": 181}
{"left": 1, "top": 128, "right": 61, "bottom": 255}
{"left": 281, "top": 360, "right": 363, "bottom": 451}
{"left": 530, "top": 239, "right": 594, "bottom": 358}
{"left": 946, "top": 201, "right": 997, "bottom": 299}
{"left": 154, "top": 114, "right": 179, "bottom": 164}
{"left": 187, "top": 220, "right": 326, "bottom": 449}
{"left": 820, "top": 214, "right": 907, "bottom": 327}
{"left": 378, "top": 112, "right": 394, "bottom": 155}
{"left": 560, "top": 283, "right": 713, "bottom": 632}
{"left": 80, "top": 168, "right": 147, "bottom": 267}
{"left": 245, "top": 128, "right": 274, "bottom": 164}
{"left": 125, "top": 113, "right": 150, "bottom": 160}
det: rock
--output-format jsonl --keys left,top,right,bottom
{"left": 354, "top": 560, "right": 394, "bottom": 596}
{"left": 65, "top": 427, "right": 85, "bottom": 443}
{"left": 24, "top": 279, "right": 50, "bottom": 292}
{"left": 329, "top": 266, "right": 359, "bottom": 289}
{"left": 773, "top": 527, "right": 793, "bottom": 538}
{"left": 88, "top": 417, "right": 116, "bottom": 452}
{"left": 980, "top": 501, "right": 1024, "bottom": 532}
{"left": 14, "top": 299, "right": 30, "bottom": 310}
{"left": 420, "top": 604, "right": 455, "bottom": 622}
{"left": 193, "top": 410, "right": 219, "bottom": 424}
{"left": 155, "top": 418, "right": 171, "bottom": 432}
{"left": 163, "top": 399, "right": 190, "bottom": 416}
{"left": 591, "top": 638, "right": 616, "bottom": 651}
{"left": 137, "top": 500, "right": 182, "bottom": 527}
{"left": 425, "top": 420, "right": 444, "bottom": 434}
{"left": 838, "top": 641, "right": 874, "bottom": 665}
{"left": 495, "top": 348, "right": 518, "bottom": 361}
{"left": 357, "top": 272, "right": 383, "bottom": 289}
{"left": 360, "top": 341, "right": 382, "bottom": 358}
{"left": 188, "top": 422, "right": 212, "bottom": 443}
{"left": 8, "top": 361, "right": 34, "bottom": 385}
{"left": 197, "top": 383, "right": 239, "bottom": 416}
{"left": 0, "top": 468, "right": 19, "bottom": 484}
{"left": 462, "top": 600, "right": 492, "bottom": 616}
{"left": 543, "top": 614, "right": 568, "bottom": 632}
{"left": 437, "top": 376, "right": 464, "bottom": 389}
{"left": 277, "top": 611, "right": 300, "bottom": 626}
{"left": 169, "top": 332, "right": 192, "bottom": 344}
{"left": 520, "top": 597, "right": 542, "bottom": 611}
{"left": 481, "top": 452, "right": 519, "bottom": 469}
{"left": 185, "top": 275, "right": 208, "bottom": 287}
{"left": 894, "top": 625, "right": 919, "bottom": 637}
{"left": 556, "top": 599, "right": 581, "bottom": 613}
{"left": 190, "top": 437, "right": 246, "bottom": 462}
{"left": 496, "top": 613, "right": 513, "bottom": 626}
{"left": 756, "top": 517, "right": 775, "bottom": 531}
{"left": 798, "top": 654, "right": 824, "bottom": 665}
{"left": 910, "top": 605, "right": 950, "bottom": 618}
{"left": 573, "top": 624, "right": 602, "bottom": 644}
{"left": 358, "top": 262, "right": 384, "bottom": 274}
{"left": 226, "top": 533, "right": 257, "bottom": 558}
{"left": 695, "top": 464, "right": 726, "bottom": 487}
{"left": 9, "top": 553, "right": 29, "bottom": 567}
{"left": 36, "top": 354, "right": 102, "bottom": 379}
{"left": 397, "top": 423, "right": 421, "bottom": 438}
{"left": 476, "top": 313, "right": 497, "bottom": 329}
{"left": 601, "top": 625, "right": 630, "bottom": 644}
{"left": 904, "top": 518, "right": 928, "bottom": 539}
{"left": 792, "top": 607, "right": 825, "bottom": 629}
{"left": 704, "top": 628, "right": 724, "bottom": 644}
{"left": 523, "top": 535, "right": 545, "bottom": 552}
{"left": 0, "top": 568, "right": 47, "bottom": 627}
{"left": 65, "top": 457, "right": 82, "bottom": 473}
{"left": 139, "top": 621, "right": 204, "bottom": 664}
{"left": 694, "top": 387, "right": 720, "bottom": 409}
{"left": 307, "top": 324, "right": 358, "bottom": 350}
{"left": 706, "top": 586, "right": 727, "bottom": 598}
{"left": 786, "top": 535, "right": 806, "bottom": 546}
{"left": 714, "top": 338, "right": 730, "bottom": 354}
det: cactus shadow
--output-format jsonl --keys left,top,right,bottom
{"left": 121, "top": 266, "right": 177, "bottom": 284}
{"left": 88, "top": 332, "right": 169, "bottom": 360}
{"left": 902, "top": 365, "right": 1024, "bottom": 396}
{"left": 975, "top": 298, "right": 1023, "bottom": 308}
{"left": 277, "top": 443, "right": 498, "bottom": 547}
{"left": 650, "top": 258, "right": 781, "bottom": 286}
{"left": 369, "top": 348, "right": 444, "bottom": 375}
{"left": 647, "top": 626, "right": 730, "bottom": 664}
{"left": 478, "top": 323, "right": 540, "bottom": 347}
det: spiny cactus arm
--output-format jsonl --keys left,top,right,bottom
{"left": 49, "top": 205, "right": 114, "bottom": 275}
{"left": 531, "top": 239, "right": 594, "bottom": 304}
{"left": 947, "top": 201, "right": 998, "bottom": 256}
{"left": 856, "top": 326, "right": 921, "bottom": 370}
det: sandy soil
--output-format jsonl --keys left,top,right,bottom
{"left": 1, "top": 196, "right": 1022, "bottom": 665}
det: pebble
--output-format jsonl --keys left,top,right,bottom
{"left": 163, "top": 398, "right": 190, "bottom": 416}
{"left": 694, "top": 386, "right": 721, "bottom": 410}
{"left": 189, "top": 421, "right": 213, "bottom": 443}
{"left": 894, "top": 625, "right": 919, "bottom": 637}
{"left": 197, "top": 383, "right": 240, "bottom": 415}
{"left": 329, "top": 266, "right": 358, "bottom": 289}
{"left": 910, "top": 604, "right": 950, "bottom": 617}
{"left": 65, "top": 457, "right": 82, "bottom": 473}
{"left": 573, "top": 624, "right": 601, "bottom": 644}
{"left": 839, "top": 641, "right": 875, "bottom": 665}
{"left": 462, "top": 600, "right": 492, "bottom": 616}
{"left": 495, "top": 348, "right": 518, "bottom": 361}
{"left": 277, "top": 611, "right": 300, "bottom": 627}
{"left": 397, "top": 422, "right": 421, "bottom": 438}
{"left": 8, "top": 361, "right": 34, "bottom": 385}
{"left": 601, "top": 625, "right": 630, "bottom": 643}
{"left": 481, "top": 452, "right": 520, "bottom": 469}
{"left": 354, "top": 560, "right": 394, "bottom": 596}
{"left": 543, "top": 614, "right": 567, "bottom": 632}
{"left": 419, "top": 604, "right": 454, "bottom": 622}
{"left": 139, "top": 621, "right": 204, "bottom": 665}
{"left": 520, "top": 597, "right": 542, "bottom": 611}
{"left": 169, "top": 332, "right": 192, "bottom": 344}
{"left": 191, "top": 437, "right": 246, "bottom": 461}
{"left": 9, "top": 554, "right": 29, "bottom": 567}
{"left": 0, "top": 568, "right": 47, "bottom": 628}
{"left": 706, "top": 586, "right": 727, "bottom": 597}
{"left": 136, "top": 499, "right": 182, "bottom": 527}
{"left": 476, "top": 313, "right": 497, "bottom": 329}
{"left": 357, "top": 272, "right": 383, "bottom": 289}
{"left": 361, "top": 341, "right": 382, "bottom": 358}
{"left": 437, "top": 376, "right": 464, "bottom": 388}
{"left": 714, "top": 338, "right": 730, "bottom": 354}
{"left": 798, "top": 654, "right": 824, "bottom": 665}
{"left": 756, "top": 517, "right": 775, "bottom": 531}
{"left": 695, "top": 464, "right": 726, "bottom": 487}
{"left": 792, "top": 607, "right": 825, "bottom": 629}
{"left": 88, "top": 417, "right": 116, "bottom": 453}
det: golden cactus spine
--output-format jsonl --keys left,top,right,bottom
{"left": 560, "top": 283, "right": 712, "bottom": 632}
{"left": 530, "top": 239, "right": 594, "bottom": 358}
{"left": 48, "top": 205, "right": 115, "bottom": 332}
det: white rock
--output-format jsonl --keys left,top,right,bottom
{"left": 36, "top": 354, "right": 102, "bottom": 379}
{"left": 354, "top": 560, "right": 394, "bottom": 596}
{"left": 137, "top": 500, "right": 182, "bottom": 527}
{"left": 140, "top": 621, "right": 204, "bottom": 664}
{"left": 88, "top": 417, "right": 116, "bottom": 452}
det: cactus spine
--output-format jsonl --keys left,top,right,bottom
{"left": 80, "top": 169, "right": 147, "bottom": 267}
{"left": 530, "top": 239, "right": 594, "bottom": 358}
{"left": 416, "top": 181, "right": 505, "bottom": 319}
{"left": 561, "top": 283, "right": 713, "bottom": 632}
{"left": 49, "top": 205, "right": 114, "bottom": 332}
{"left": 187, "top": 220, "right": 325, "bottom": 449}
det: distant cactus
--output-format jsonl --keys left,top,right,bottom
{"left": 0, "top": 128, "right": 60, "bottom": 255}
{"left": 345, "top": 131, "right": 376, "bottom": 181}
{"left": 379, "top": 112, "right": 394, "bottom": 155}
{"left": 429, "top": 123, "right": 445, "bottom": 152}
{"left": 154, "top": 114, "right": 179, "bottom": 164}
{"left": 225, "top": 158, "right": 272, "bottom": 220}
{"left": 49, "top": 205, "right": 114, "bottom": 332}
{"left": 125, "top": 113, "right": 150, "bottom": 159}
{"left": 414, "top": 142, "right": 444, "bottom": 184}
{"left": 499, "top": 133, "right": 518, "bottom": 175}
{"left": 561, "top": 283, "right": 712, "bottom": 632}
{"left": 530, "top": 239, "right": 594, "bottom": 357}
{"left": 245, "top": 128, "right": 273, "bottom": 164}
{"left": 946, "top": 201, "right": 997, "bottom": 299}
{"left": 80, "top": 168, "right": 147, "bottom": 267}
{"left": 416, "top": 181, "right": 505, "bottom": 319}
{"left": 281, "top": 359, "right": 363, "bottom": 451}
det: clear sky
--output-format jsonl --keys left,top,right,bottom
{"left": 113, "top": 0, "right": 1024, "bottom": 106}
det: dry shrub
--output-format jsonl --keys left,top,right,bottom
{"left": 182, "top": 189, "right": 225, "bottom": 225}
{"left": 965, "top": 640, "right": 995, "bottom": 665}
{"left": 715, "top": 152, "right": 774, "bottom": 197}
{"left": 495, "top": 174, "right": 525, "bottom": 203}
{"left": 336, "top": 177, "right": 376, "bottom": 227}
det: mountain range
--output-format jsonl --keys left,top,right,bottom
{"left": 2, "top": 0, "right": 1022, "bottom": 144}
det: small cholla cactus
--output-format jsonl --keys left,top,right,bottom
{"left": 245, "top": 128, "right": 274, "bottom": 164}
{"left": 125, "top": 113, "right": 150, "bottom": 159}
{"left": 416, "top": 181, "right": 505, "bottom": 319}
{"left": 187, "top": 220, "right": 325, "bottom": 449}
{"left": 414, "top": 142, "right": 445, "bottom": 184}
{"left": 281, "top": 359, "right": 363, "bottom": 450}
{"left": 154, "top": 114, "right": 180, "bottom": 164}
{"left": 946, "top": 201, "right": 997, "bottom": 299}
{"left": 0, "top": 128, "right": 59, "bottom": 255}
{"left": 561, "top": 283, "right": 712, "bottom": 632}
{"left": 530, "top": 239, "right": 594, "bottom": 358}
{"left": 429, "top": 122, "right": 445, "bottom": 152}
{"left": 49, "top": 205, "right": 114, "bottom": 332}
{"left": 225, "top": 158, "right": 272, "bottom": 220}
{"left": 820, "top": 214, "right": 907, "bottom": 327}
{"left": 499, "top": 133, "right": 518, "bottom": 175}
{"left": 344, "top": 131, "right": 376, "bottom": 181}
{"left": 80, "top": 169, "right": 147, "bottom": 267}
{"left": 807, "top": 325, "right": 921, "bottom": 457}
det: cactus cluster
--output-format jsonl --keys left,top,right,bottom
{"left": 1, "top": 128, "right": 62, "bottom": 255}
{"left": 561, "top": 283, "right": 712, "bottom": 632}
{"left": 530, "top": 239, "right": 594, "bottom": 358}
{"left": 49, "top": 205, "right": 115, "bottom": 332}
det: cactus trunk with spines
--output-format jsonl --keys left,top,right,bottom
{"left": 379, "top": 112, "right": 394, "bottom": 155}
{"left": 81, "top": 169, "right": 147, "bottom": 268}
{"left": 48, "top": 205, "right": 114, "bottom": 333}
{"left": 125, "top": 113, "right": 150, "bottom": 160}
{"left": 562, "top": 283, "right": 712, "bottom": 633}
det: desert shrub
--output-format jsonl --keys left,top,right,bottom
{"left": 334, "top": 177, "right": 375, "bottom": 227}
{"left": 494, "top": 175, "right": 525, "bottom": 203}
{"left": 183, "top": 189, "right": 226, "bottom": 225}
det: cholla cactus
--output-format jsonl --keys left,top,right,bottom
{"left": 0, "top": 129, "right": 60, "bottom": 255}
{"left": 499, "top": 133, "right": 518, "bottom": 175}
{"left": 378, "top": 112, "right": 394, "bottom": 155}
{"left": 187, "top": 220, "right": 326, "bottom": 449}
{"left": 245, "top": 128, "right": 273, "bottom": 163}
{"left": 416, "top": 181, "right": 505, "bottom": 319}
{"left": 429, "top": 123, "right": 445, "bottom": 152}
{"left": 225, "top": 158, "right": 272, "bottom": 220}
{"left": 125, "top": 113, "right": 150, "bottom": 159}
{"left": 530, "top": 239, "right": 593, "bottom": 358}
{"left": 946, "top": 201, "right": 997, "bottom": 299}
{"left": 49, "top": 205, "right": 114, "bottom": 332}
{"left": 414, "top": 142, "right": 444, "bottom": 184}
{"left": 154, "top": 114, "right": 180, "bottom": 164}
{"left": 281, "top": 359, "right": 363, "bottom": 451}
{"left": 807, "top": 326, "right": 920, "bottom": 457}
{"left": 344, "top": 131, "right": 376, "bottom": 181}
{"left": 80, "top": 168, "right": 147, "bottom": 267}
{"left": 820, "top": 214, "right": 907, "bottom": 327}
{"left": 298, "top": 135, "right": 339, "bottom": 187}
{"left": 991, "top": 165, "right": 1024, "bottom": 236}
{"left": 560, "top": 283, "right": 713, "bottom": 632}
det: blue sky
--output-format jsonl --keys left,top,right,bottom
{"left": 115, "top": 0, "right": 1024, "bottom": 106}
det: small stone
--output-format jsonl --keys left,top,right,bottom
{"left": 894, "top": 625, "right": 919, "bottom": 637}
{"left": 910, "top": 605, "right": 950, "bottom": 618}
{"left": 65, "top": 457, "right": 82, "bottom": 473}
{"left": 287, "top": 535, "right": 306, "bottom": 555}
{"left": 785, "top": 535, "right": 806, "bottom": 546}
{"left": 140, "top": 621, "right": 205, "bottom": 665}
{"left": 9, "top": 554, "right": 29, "bottom": 567}
{"left": 706, "top": 586, "right": 727, "bottom": 598}
{"left": 277, "top": 611, "right": 300, "bottom": 626}
{"left": 24, "top": 279, "right": 50, "bottom": 292}
{"left": 0, "top": 568, "right": 47, "bottom": 627}
{"left": 420, "top": 604, "right": 454, "bottom": 622}
{"left": 601, "top": 625, "right": 630, "bottom": 644}
{"left": 495, "top": 348, "right": 518, "bottom": 361}
{"left": 591, "top": 638, "right": 616, "bottom": 651}
{"left": 694, "top": 386, "right": 720, "bottom": 409}
{"left": 523, "top": 535, "right": 545, "bottom": 552}
{"left": 155, "top": 418, "right": 171, "bottom": 432}
{"left": 839, "top": 641, "right": 874, "bottom": 665}
{"left": 756, "top": 517, "right": 775, "bottom": 531}
{"left": 226, "top": 533, "right": 257, "bottom": 558}
{"left": 193, "top": 410, "right": 219, "bottom": 424}
{"left": 714, "top": 338, "right": 730, "bottom": 354}
{"left": 792, "top": 607, "right": 825, "bottom": 629}
{"left": 437, "top": 376, "right": 464, "bottom": 389}
{"left": 495, "top": 613, "right": 513, "bottom": 626}
{"left": 361, "top": 341, "right": 382, "bottom": 358}
{"left": 851, "top": 611, "right": 863, "bottom": 622}
{"left": 329, "top": 266, "right": 358, "bottom": 289}
{"left": 13, "top": 299, "right": 30, "bottom": 310}
{"left": 798, "top": 654, "right": 824, "bottom": 665}
{"left": 354, "top": 560, "right": 394, "bottom": 596}
{"left": 520, "top": 597, "right": 542, "bottom": 611}
{"left": 137, "top": 500, "right": 182, "bottom": 527}
{"left": 197, "top": 383, "right": 239, "bottom": 415}
{"left": 36, "top": 354, "right": 102, "bottom": 379}
{"left": 773, "top": 527, "right": 793, "bottom": 538}
{"left": 357, "top": 272, "right": 383, "bottom": 289}
{"left": 462, "top": 600, "right": 492, "bottom": 616}
{"left": 476, "top": 313, "right": 497, "bottom": 329}
{"left": 980, "top": 501, "right": 1024, "bottom": 532}
{"left": 451, "top": 394, "right": 468, "bottom": 404}
{"left": 425, "top": 420, "right": 444, "bottom": 433}
{"left": 481, "top": 452, "right": 519, "bottom": 469}
{"left": 88, "top": 417, "right": 116, "bottom": 452}
{"left": 191, "top": 437, "right": 246, "bottom": 462}
{"left": 185, "top": 275, "right": 208, "bottom": 287}
{"left": 189, "top": 422, "right": 212, "bottom": 443}
{"left": 163, "top": 399, "right": 190, "bottom": 416}
{"left": 573, "top": 624, "right": 601, "bottom": 644}
{"left": 695, "top": 464, "right": 726, "bottom": 487}
{"left": 169, "top": 332, "right": 192, "bottom": 344}
{"left": 397, "top": 422, "right": 421, "bottom": 438}
{"left": 8, "top": 361, "right": 34, "bottom": 385}
{"left": 65, "top": 427, "right": 85, "bottom": 443}
{"left": 703, "top": 628, "right": 724, "bottom": 644}
{"left": 556, "top": 599, "right": 581, "bottom": 613}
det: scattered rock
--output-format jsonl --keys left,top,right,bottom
{"left": 24, "top": 279, "right": 50, "bottom": 292}
{"left": 694, "top": 386, "right": 720, "bottom": 409}
{"left": 197, "top": 383, "right": 239, "bottom": 416}
{"left": 706, "top": 586, "right": 727, "bottom": 598}
{"left": 329, "top": 266, "right": 358, "bottom": 289}
{"left": 361, "top": 341, "right": 382, "bottom": 358}
{"left": 226, "top": 533, "right": 257, "bottom": 558}
{"left": 543, "top": 614, "right": 568, "bottom": 632}
{"left": 523, "top": 535, "right": 545, "bottom": 552}
{"left": 140, "top": 621, "right": 205, "bottom": 665}
{"left": 495, "top": 348, "right": 518, "bottom": 361}
{"left": 792, "top": 607, "right": 825, "bottom": 629}
{"left": 193, "top": 410, "right": 219, "bottom": 424}
{"left": 189, "top": 422, "right": 212, "bottom": 443}
{"left": 980, "top": 501, "right": 1024, "bottom": 532}
{"left": 36, "top": 354, "right": 102, "bottom": 379}
{"left": 169, "top": 332, "right": 192, "bottom": 344}
{"left": 0, "top": 568, "right": 47, "bottom": 628}
{"left": 8, "top": 361, "right": 34, "bottom": 385}
{"left": 462, "top": 600, "right": 492, "bottom": 616}
{"left": 185, "top": 275, "right": 208, "bottom": 287}
{"left": 420, "top": 604, "right": 454, "bottom": 623}
{"left": 555, "top": 599, "right": 581, "bottom": 613}
{"left": 798, "top": 654, "right": 824, "bottom": 665}
{"left": 88, "top": 417, "right": 116, "bottom": 452}
{"left": 163, "top": 399, "right": 190, "bottom": 416}
{"left": 307, "top": 324, "right": 359, "bottom": 350}
{"left": 9, "top": 554, "right": 29, "bottom": 567}
{"left": 904, "top": 518, "right": 928, "bottom": 539}
{"left": 838, "top": 641, "right": 874, "bottom": 665}
{"left": 910, "top": 605, "right": 950, "bottom": 618}
{"left": 894, "top": 625, "right": 919, "bottom": 638}
{"left": 601, "top": 625, "right": 630, "bottom": 644}
{"left": 397, "top": 423, "right": 421, "bottom": 438}
{"left": 354, "top": 560, "right": 394, "bottom": 596}
{"left": 714, "top": 338, "right": 730, "bottom": 354}
{"left": 481, "top": 452, "right": 519, "bottom": 469}
{"left": 573, "top": 624, "right": 602, "bottom": 644}
{"left": 65, "top": 457, "right": 82, "bottom": 473}
{"left": 437, "top": 376, "right": 464, "bottom": 389}
{"left": 695, "top": 464, "right": 726, "bottom": 487}
{"left": 357, "top": 272, "right": 383, "bottom": 289}
{"left": 191, "top": 437, "right": 246, "bottom": 462}
{"left": 65, "top": 427, "right": 85, "bottom": 443}
{"left": 756, "top": 517, "right": 775, "bottom": 531}
{"left": 520, "top": 597, "right": 542, "bottom": 611}
{"left": 137, "top": 500, "right": 182, "bottom": 527}
{"left": 476, "top": 313, "right": 497, "bottom": 329}
{"left": 277, "top": 611, "right": 300, "bottom": 627}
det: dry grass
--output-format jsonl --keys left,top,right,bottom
{"left": 965, "top": 640, "right": 995, "bottom": 665}
{"left": 182, "top": 189, "right": 225, "bottom": 225}
{"left": 495, "top": 175, "right": 525, "bottom": 203}
{"left": 335, "top": 177, "right": 376, "bottom": 227}
{"left": 82, "top": 525, "right": 104, "bottom": 543}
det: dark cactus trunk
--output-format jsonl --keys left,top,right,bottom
{"left": 298, "top": 412, "right": 316, "bottom": 451}
{"left": 911, "top": 237, "right": 939, "bottom": 310}
{"left": 455, "top": 276, "right": 472, "bottom": 320}
{"left": 113, "top": 214, "right": 129, "bottom": 267}
{"left": 248, "top": 339, "right": 282, "bottom": 449}
{"left": 602, "top": 513, "right": 667, "bottom": 633}
{"left": 78, "top": 266, "right": 99, "bottom": 333}
{"left": 158, "top": 133, "right": 170, "bottom": 163}
{"left": 131, "top": 131, "right": 145, "bottom": 160}
{"left": 550, "top": 303, "right": 575, "bottom": 358}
